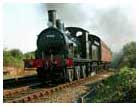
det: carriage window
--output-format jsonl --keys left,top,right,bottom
{"left": 92, "top": 45, "right": 99, "bottom": 60}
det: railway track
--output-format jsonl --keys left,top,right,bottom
{"left": 3, "top": 77, "right": 59, "bottom": 97}
{"left": 4, "top": 82, "right": 41, "bottom": 97}
{"left": 3, "top": 75, "right": 38, "bottom": 89}
{"left": 4, "top": 71, "right": 114, "bottom": 103}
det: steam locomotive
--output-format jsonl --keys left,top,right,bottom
{"left": 24, "top": 10, "right": 112, "bottom": 82}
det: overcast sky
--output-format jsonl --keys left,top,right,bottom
{"left": 3, "top": 1, "right": 135, "bottom": 53}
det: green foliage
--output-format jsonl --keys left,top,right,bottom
{"left": 3, "top": 49, "right": 23, "bottom": 67}
{"left": 120, "top": 42, "right": 136, "bottom": 68}
{"left": 24, "top": 51, "right": 35, "bottom": 59}
{"left": 3, "top": 49, "right": 35, "bottom": 68}
{"left": 111, "top": 41, "right": 136, "bottom": 68}
{"left": 91, "top": 67, "right": 136, "bottom": 103}
{"left": 10, "top": 49, "right": 23, "bottom": 59}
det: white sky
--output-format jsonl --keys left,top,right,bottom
{"left": 3, "top": 3, "right": 47, "bottom": 53}
{"left": 3, "top": 1, "right": 135, "bottom": 53}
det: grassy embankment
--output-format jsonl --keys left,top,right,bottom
{"left": 84, "top": 67, "right": 136, "bottom": 103}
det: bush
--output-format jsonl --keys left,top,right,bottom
{"left": 89, "top": 67, "right": 136, "bottom": 103}
{"left": 3, "top": 49, "right": 35, "bottom": 68}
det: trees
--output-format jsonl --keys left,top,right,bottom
{"left": 3, "top": 49, "right": 23, "bottom": 67}
{"left": 119, "top": 42, "right": 136, "bottom": 68}
{"left": 24, "top": 51, "right": 35, "bottom": 59}
{"left": 3, "top": 49, "right": 35, "bottom": 68}
{"left": 3, "top": 50, "right": 15, "bottom": 67}
{"left": 111, "top": 41, "right": 136, "bottom": 69}
{"left": 10, "top": 49, "right": 23, "bottom": 59}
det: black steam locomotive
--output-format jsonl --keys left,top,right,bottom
{"left": 24, "top": 10, "right": 112, "bottom": 82}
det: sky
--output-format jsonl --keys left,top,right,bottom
{"left": 3, "top": 1, "right": 136, "bottom": 53}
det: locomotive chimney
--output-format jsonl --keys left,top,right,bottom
{"left": 56, "top": 19, "right": 65, "bottom": 32}
{"left": 48, "top": 10, "right": 56, "bottom": 27}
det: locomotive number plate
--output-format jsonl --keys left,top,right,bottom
{"left": 46, "top": 35, "right": 55, "bottom": 37}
